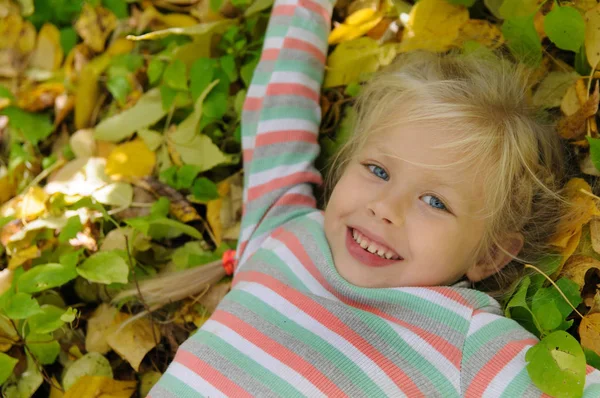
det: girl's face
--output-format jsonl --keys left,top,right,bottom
{"left": 324, "top": 122, "right": 491, "bottom": 288}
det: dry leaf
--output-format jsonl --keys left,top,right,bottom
{"left": 589, "top": 290, "right": 600, "bottom": 314}
{"left": 206, "top": 173, "right": 242, "bottom": 245}
{"left": 454, "top": 19, "right": 504, "bottom": 49}
{"left": 16, "top": 186, "right": 48, "bottom": 220}
{"left": 329, "top": 12, "right": 384, "bottom": 44}
{"left": 586, "top": 4, "right": 600, "bottom": 68}
{"left": 579, "top": 312, "right": 600, "bottom": 357}
{"left": 28, "top": 23, "right": 63, "bottom": 72}
{"left": 85, "top": 303, "right": 118, "bottom": 354}
{"left": 559, "top": 255, "right": 600, "bottom": 292}
{"left": 106, "top": 313, "right": 161, "bottom": 371}
{"left": 561, "top": 83, "right": 580, "bottom": 116}
{"left": 64, "top": 376, "right": 136, "bottom": 398}
{"left": 75, "top": 4, "right": 117, "bottom": 53}
{"left": 105, "top": 139, "right": 156, "bottom": 179}
{"left": 590, "top": 218, "right": 600, "bottom": 254}
{"left": 557, "top": 81, "right": 600, "bottom": 139}
{"left": 532, "top": 71, "right": 580, "bottom": 110}
{"left": 8, "top": 245, "right": 40, "bottom": 270}
{"left": 399, "top": 0, "right": 469, "bottom": 53}
{"left": 137, "top": 177, "right": 201, "bottom": 223}
{"left": 54, "top": 93, "right": 75, "bottom": 126}
{"left": 17, "top": 82, "right": 65, "bottom": 112}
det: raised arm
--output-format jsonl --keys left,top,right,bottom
{"left": 236, "top": 0, "right": 334, "bottom": 267}
{"left": 461, "top": 311, "right": 600, "bottom": 397}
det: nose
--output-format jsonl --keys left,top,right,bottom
{"left": 367, "top": 196, "right": 404, "bottom": 226}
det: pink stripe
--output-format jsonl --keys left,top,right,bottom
{"left": 587, "top": 365, "right": 597, "bottom": 375}
{"left": 272, "top": 4, "right": 296, "bottom": 16}
{"left": 248, "top": 171, "right": 322, "bottom": 201}
{"left": 262, "top": 49, "right": 280, "bottom": 61}
{"left": 465, "top": 338, "right": 537, "bottom": 397}
{"left": 428, "top": 286, "right": 471, "bottom": 308}
{"left": 274, "top": 192, "right": 316, "bottom": 208}
{"left": 300, "top": 0, "right": 331, "bottom": 23}
{"left": 236, "top": 270, "right": 426, "bottom": 397}
{"left": 212, "top": 311, "right": 348, "bottom": 397}
{"left": 283, "top": 37, "right": 326, "bottom": 64}
{"left": 175, "top": 350, "right": 252, "bottom": 397}
{"left": 256, "top": 130, "right": 316, "bottom": 146}
{"left": 243, "top": 148, "right": 253, "bottom": 162}
{"left": 273, "top": 228, "right": 463, "bottom": 368}
{"left": 244, "top": 97, "right": 263, "bottom": 111}
{"left": 267, "top": 83, "right": 319, "bottom": 102}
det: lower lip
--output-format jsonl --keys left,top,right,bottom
{"left": 345, "top": 227, "right": 400, "bottom": 267}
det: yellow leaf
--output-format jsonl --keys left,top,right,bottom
{"left": 579, "top": 312, "right": 600, "bottom": 357}
{"left": 105, "top": 139, "right": 156, "bottom": 179}
{"left": 140, "top": 371, "right": 162, "bottom": 397}
{"left": 324, "top": 37, "right": 398, "bottom": 88}
{"left": 85, "top": 303, "right": 119, "bottom": 354}
{"left": 17, "top": 82, "right": 65, "bottom": 112}
{"left": 0, "top": 309, "right": 18, "bottom": 352}
{"left": 559, "top": 255, "right": 600, "bottom": 292}
{"left": 16, "top": 186, "right": 48, "bottom": 220}
{"left": 64, "top": 376, "right": 136, "bottom": 398}
{"left": 561, "top": 83, "right": 581, "bottom": 116}
{"left": 585, "top": 4, "right": 600, "bottom": 68}
{"left": 550, "top": 178, "right": 600, "bottom": 247}
{"left": 0, "top": 172, "right": 18, "bottom": 206}
{"left": 106, "top": 313, "right": 161, "bottom": 371}
{"left": 29, "top": 23, "right": 63, "bottom": 72}
{"left": 206, "top": 173, "right": 243, "bottom": 245}
{"left": 75, "top": 4, "right": 117, "bottom": 53}
{"left": 557, "top": 81, "right": 600, "bottom": 139}
{"left": 8, "top": 245, "right": 40, "bottom": 270}
{"left": 329, "top": 13, "right": 383, "bottom": 45}
{"left": 206, "top": 181, "right": 228, "bottom": 246}
{"left": 49, "top": 376, "right": 64, "bottom": 398}
{"left": 399, "top": 0, "right": 469, "bottom": 53}
{"left": 454, "top": 19, "right": 504, "bottom": 49}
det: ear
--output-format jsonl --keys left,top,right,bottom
{"left": 466, "top": 232, "right": 524, "bottom": 282}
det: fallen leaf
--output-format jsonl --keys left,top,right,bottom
{"left": 8, "top": 244, "right": 40, "bottom": 270}
{"left": 45, "top": 157, "right": 110, "bottom": 197}
{"left": 207, "top": 173, "right": 242, "bottom": 245}
{"left": 16, "top": 186, "right": 48, "bottom": 220}
{"left": 0, "top": 315, "right": 18, "bottom": 352}
{"left": 558, "top": 81, "right": 600, "bottom": 139}
{"left": 64, "top": 375, "right": 136, "bottom": 398}
{"left": 28, "top": 23, "right": 63, "bottom": 73}
{"left": 17, "top": 82, "right": 65, "bottom": 112}
{"left": 561, "top": 83, "right": 581, "bottom": 116}
{"left": 591, "top": 218, "right": 600, "bottom": 254}
{"left": 532, "top": 71, "right": 580, "bottom": 109}
{"left": 92, "top": 182, "right": 134, "bottom": 207}
{"left": 454, "top": 19, "right": 504, "bottom": 49}
{"left": 62, "top": 352, "right": 113, "bottom": 390}
{"left": 54, "top": 93, "right": 75, "bottom": 126}
{"left": 324, "top": 37, "right": 398, "bottom": 88}
{"left": 70, "top": 129, "right": 97, "bottom": 158}
{"left": 75, "top": 4, "right": 117, "bottom": 53}
{"left": 137, "top": 177, "right": 201, "bottom": 223}
{"left": 126, "top": 19, "right": 233, "bottom": 41}
{"left": 559, "top": 255, "right": 600, "bottom": 291}
{"left": 329, "top": 12, "right": 384, "bottom": 45}
{"left": 106, "top": 313, "right": 161, "bottom": 371}
{"left": 585, "top": 4, "right": 600, "bottom": 68}
{"left": 105, "top": 139, "right": 156, "bottom": 179}
{"left": 399, "top": 0, "right": 469, "bottom": 53}
{"left": 140, "top": 371, "right": 162, "bottom": 397}
{"left": 85, "top": 303, "right": 118, "bottom": 354}
{"left": 579, "top": 312, "right": 600, "bottom": 357}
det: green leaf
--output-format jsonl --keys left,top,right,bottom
{"left": 244, "top": 0, "right": 274, "bottom": 16}
{"left": 2, "top": 353, "right": 43, "bottom": 397}
{"left": 147, "top": 59, "right": 166, "bottom": 85}
{"left": 151, "top": 197, "right": 171, "bottom": 217}
{"left": 94, "top": 88, "right": 168, "bottom": 142}
{"left": 61, "top": 307, "right": 77, "bottom": 323}
{"left": 525, "top": 331, "right": 586, "bottom": 397}
{"left": 62, "top": 352, "right": 113, "bottom": 391}
{"left": 499, "top": 0, "right": 538, "bottom": 18}
{"left": 0, "top": 352, "right": 18, "bottom": 385}
{"left": 210, "top": 0, "right": 225, "bottom": 12}
{"left": 533, "top": 278, "right": 582, "bottom": 319}
{"left": 587, "top": 137, "right": 600, "bottom": 171}
{"left": 220, "top": 55, "right": 238, "bottom": 82}
{"left": 446, "top": 0, "right": 475, "bottom": 6}
{"left": 0, "top": 85, "right": 15, "bottom": 102}
{"left": 177, "top": 165, "right": 202, "bottom": 189}
{"left": 18, "top": 262, "right": 78, "bottom": 294}
{"left": 190, "top": 58, "right": 217, "bottom": 102}
{"left": 163, "top": 60, "right": 189, "bottom": 91}
{"left": 59, "top": 27, "right": 78, "bottom": 54}
{"left": 0, "top": 106, "right": 54, "bottom": 146}
{"left": 532, "top": 71, "right": 579, "bottom": 109}
{"left": 204, "top": 91, "right": 228, "bottom": 120}
{"left": 107, "top": 75, "right": 132, "bottom": 105}
{"left": 138, "top": 128, "right": 163, "bottom": 151}
{"left": 544, "top": 6, "right": 585, "bottom": 52}
{"left": 77, "top": 251, "right": 129, "bottom": 284}
{"left": 4, "top": 292, "right": 42, "bottom": 319}
{"left": 241, "top": 55, "right": 259, "bottom": 87}
{"left": 345, "top": 83, "right": 362, "bottom": 97}
{"left": 126, "top": 216, "right": 203, "bottom": 240}
{"left": 504, "top": 276, "right": 540, "bottom": 335}
{"left": 584, "top": 348, "right": 600, "bottom": 370}
{"left": 191, "top": 177, "right": 220, "bottom": 202}
{"left": 102, "top": 0, "right": 129, "bottom": 18}
{"left": 58, "top": 216, "right": 84, "bottom": 243}
{"left": 29, "top": 305, "right": 68, "bottom": 334}
{"left": 234, "top": 89, "right": 246, "bottom": 116}
{"left": 502, "top": 15, "right": 542, "bottom": 67}
{"left": 26, "top": 332, "right": 60, "bottom": 365}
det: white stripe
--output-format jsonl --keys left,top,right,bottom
{"left": 242, "top": 135, "right": 254, "bottom": 149}
{"left": 247, "top": 84, "right": 266, "bottom": 98}
{"left": 274, "top": 0, "right": 299, "bottom": 5}
{"left": 585, "top": 367, "right": 600, "bottom": 388}
{"left": 386, "top": 321, "right": 460, "bottom": 394}
{"left": 203, "top": 319, "right": 326, "bottom": 397}
{"left": 266, "top": 241, "right": 339, "bottom": 301}
{"left": 239, "top": 230, "right": 270, "bottom": 265}
{"left": 287, "top": 26, "right": 326, "bottom": 54}
{"left": 264, "top": 36, "right": 284, "bottom": 50}
{"left": 466, "top": 312, "right": 502, "bottom": 337}
{"left": 484, "top": 346, "right": 531, "bottom": 397}
{"left": 257, "top": 118, "right": 318, "bottom": 134}
{"left": 250, "top": 160, "right": 315, "bottom": 186}
{"left": 236, "top": 281, "right": 407, "bottom": 397}
{"left": 271, "top": 71, "right": 321, "bottom": 92}
{"left": 167, "top": 362, "right": 226, "bottom": 397}
{"left": 401, "top": 288, "right": 472, "bottom": 321}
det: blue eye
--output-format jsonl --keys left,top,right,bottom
{"left": 422, "top": 195, "right": 447, "bottom": 211}
{"left": 366, "top": 164, "right": 389, "bottom": 181}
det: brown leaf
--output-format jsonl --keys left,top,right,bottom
{"left": 557, "top": 81, "right": 599, "bottom": 139}
{"left": 85, "top": 303, "right": 118, "bottom": 354}
{"left": 75, "top": 4, "right": 118, "bottom": 53}
{"left": 559, "top": 255, "right": 600, "bottom": 292}
{"left": 137, "top": 177, "right": 202, "bottom": 223}
{"left": 106, "top": 313, "right": 161, "bottom": 372}
{"left": 28, "top": 23, "right": 63, "bottom": 72}
{"left": 579, "top": 312, "right": 600, "bottom": 357}
{"left": 454, "top": 19, "right": 504, "bottom": 49}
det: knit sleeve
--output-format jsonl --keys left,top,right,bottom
{"left": 236, "top": 0, "right": 334, "bottom": 269}
{"left": 460, "top": 310, "right": 600, "bottom": 397}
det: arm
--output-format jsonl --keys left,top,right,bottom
{"left": 461, "top": 311, "right": 600, "bottom": 397}
{"left": 236, "top": 0, "right": 334, "bottom": 268}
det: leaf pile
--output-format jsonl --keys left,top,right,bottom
{"left": 3, "top": 0, "right": 600, "bottom": 397}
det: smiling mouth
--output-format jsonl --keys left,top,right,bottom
{"left": 351, "top": 228, "right": 401, "bottom": 260}
{"left": 345, "top": 227, "right": 403, "bottom": 267}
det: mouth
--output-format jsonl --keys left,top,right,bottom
{"left": 345, "top": 227, "right": 403, "bottom": 267}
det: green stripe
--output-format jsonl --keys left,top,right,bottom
{"left": 351, "top": 310, "right": 460, "bottom": 397}
{"left": 252, "top": 152, "right": 314, "bottom": 173}
{"left": 158, "top": 373, "right": 205, "bottom": 398}
{"left": 227, "top": 289, "right": 387, "bottom": 396}
{"left": 247, "top": 60, "right": 323, "bottom": 86}
{"left": 242, "top": 207, "right": 313, "bottom": 237}
{"left": 252, "top": 248, "right": 310, "bottom": 292}
{"left": 499, "top": 368, "right": 533, "bottom": 398}
{"left": 462, "top": 321, "right": 522, "bottom": 363}
{"left": 302, "top": 217, "right": 469, "bottom": 332}
{"left": 261, "top": 106, "right": 319, "bottom": 123}
{"left": 192, "top": 329, "right": 304, "bottom": 398}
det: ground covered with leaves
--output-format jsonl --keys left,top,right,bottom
{"left": 2, "top": 0, "right": 600, "bottom": 396}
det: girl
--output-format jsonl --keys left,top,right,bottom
{"left": 148, "top": 0, "right": 600, "bottom": 396}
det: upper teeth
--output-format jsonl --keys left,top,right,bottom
{"left": 352, "top": 229, "right": 399, "bottom": 260}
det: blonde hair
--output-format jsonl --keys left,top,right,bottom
{"left": 324, "top": 50, "right": 569, "bottom": 301}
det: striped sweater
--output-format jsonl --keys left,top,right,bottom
{"left": 149, "top": 0, "right": 600, "bottom": 396}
